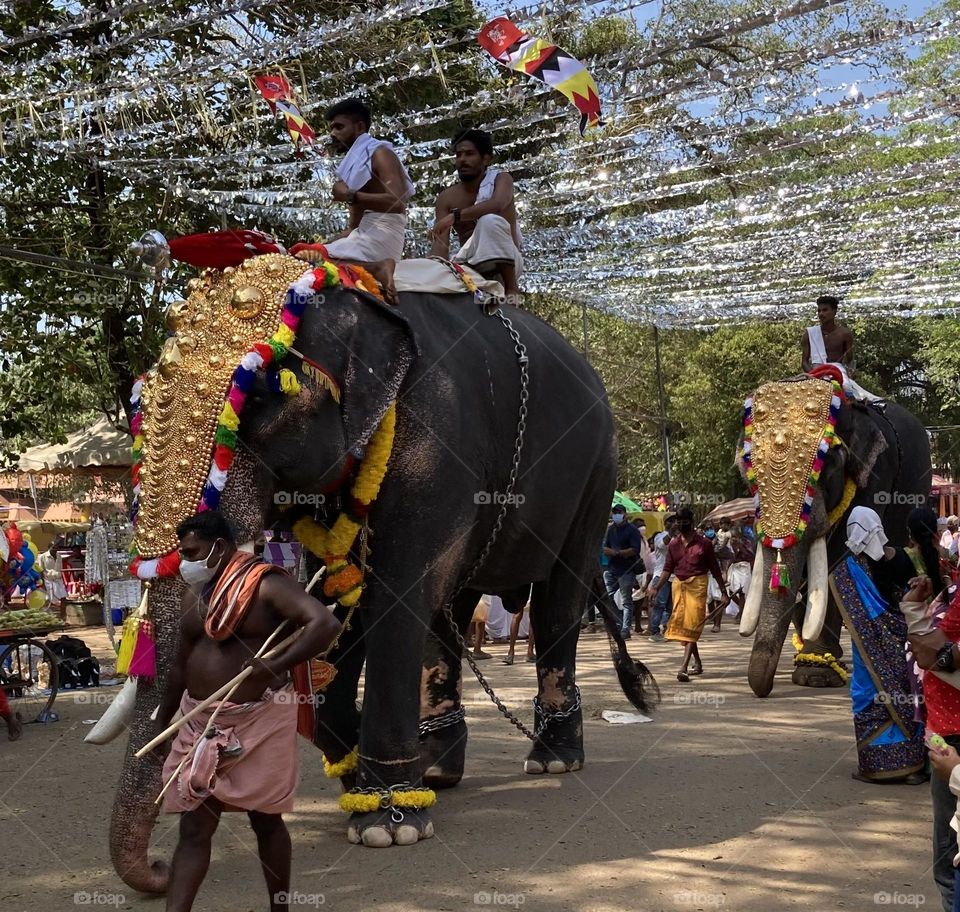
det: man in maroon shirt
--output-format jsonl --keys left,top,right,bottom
{"left": 647, "top": 508, "right": 728, "bottom": 681}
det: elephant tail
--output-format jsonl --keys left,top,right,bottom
{"left": 595, "top": 596, "right": 661, "bottom": 714}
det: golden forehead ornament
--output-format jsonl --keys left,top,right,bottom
{"left": 749, "top": 378, "right": 834, "bottom": 540}
{"left": 135, "top": 253, "right": 310, "bottom": 558}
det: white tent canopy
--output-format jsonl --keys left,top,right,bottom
{"left": 18, "top": 416, "right": 131, "bottom": 473}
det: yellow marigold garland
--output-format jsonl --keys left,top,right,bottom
{"left": 792, "top": 633, "right": 851, "bottom": 683}
{"left": 339, "top": 788, "right": 437, "bottom": 814}
{"left": 826, "top": 476, "right": 857, "bottom": 528}
{"left": 323, "top": 746, "right": 359, "bottom": 779}
{"left": 293, "top": 402, "right": 397, "bottom": 608}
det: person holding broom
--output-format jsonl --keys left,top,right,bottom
{"left": 155, "top": 510, "right": 341, "bottom": 912}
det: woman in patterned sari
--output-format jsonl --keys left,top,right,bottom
{"left": 830, "top": 507, "right": 935, "bottom": 783}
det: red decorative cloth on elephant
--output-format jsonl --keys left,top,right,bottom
{"left": 161, "top": 684, "right": 299, "bottom": 814}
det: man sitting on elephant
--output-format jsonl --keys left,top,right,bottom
{"left": 429, "top": 129, "right": 523, "bottom": 304}
{"left": 298, "top": 97, "right": 415, "bottom": 305}
{"left": 156, "top": 510, "right": 341, "bottom": 912}
{"left": 800, "top": 294, "right": 882, "bottom": 405}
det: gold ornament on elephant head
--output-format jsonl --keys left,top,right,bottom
{"left": 749, "top": 379, "right": 834, "bottom": 540}
{"left": 135, "top": 253, "right": 311, "bottom": 558}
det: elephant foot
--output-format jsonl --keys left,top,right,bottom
{"left": 523, "top": 694, "right": 584, "bottom": 775}
{"left": 792, "top": 664, "right": 847, "bottom": 688}
{"left": 346, "top": 808, "right": 435, "bottom": 847}
{"left": 420, "top": 717, "right": 467, "bottom": 790}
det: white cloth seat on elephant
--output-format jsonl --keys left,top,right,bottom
{"left": 324, "top": 211, "right": 408, "bottom": 264}
{"left": 452, "top": 214, "right": 523, "bottom": 278}
{"left": 393, "top": 258, "right": 504, "bottom": 297}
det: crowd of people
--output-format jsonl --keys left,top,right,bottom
{"left": 596, "top": 508, "right": 756, "bottom": 679}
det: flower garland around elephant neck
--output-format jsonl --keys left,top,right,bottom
{"left": 129, "top": 260, "right": 342, "bottom": 581}
{"left": 741, "top": 379, "right": 843, "bottom": 552}
{"left": 292, "top": 401, "right": 397, "bottom": 607}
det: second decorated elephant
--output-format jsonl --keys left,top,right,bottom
{"left": 736, "top": 374, "right": 931, "bottom": 697}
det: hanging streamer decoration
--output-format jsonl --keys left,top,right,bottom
{"left": 478, "top": 16, "right": 603, "bottom": 136}
{"left": 254, "top": 74, "right": 316, "bottom": 153}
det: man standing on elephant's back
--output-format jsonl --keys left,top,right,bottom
{"left": 648, "top": 507, "right": 729, "bottom": 682}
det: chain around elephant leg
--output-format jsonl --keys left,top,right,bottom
{"left": 523, "top": 685, "right": 585, "bottom": 775}
{"left": 343, "top": 758, "right": 436, "bottom": 847}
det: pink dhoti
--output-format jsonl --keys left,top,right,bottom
{"left": 162, "top": 684, "right": 299, "bottom": 814}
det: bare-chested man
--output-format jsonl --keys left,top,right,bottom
{"left": 801, "top": 294, "right": 881, "bottom": 403}
{"left": 428, "top": 129, "right": 523, "bottom": 303}
{"left": 156, "top": 510, "right": 341, "bottom": 912}
{"left": 299, "top": 98, "right": 415, "bottom": 304}
{"left": 801, "top": 295, "right": 854, "bottom": 372}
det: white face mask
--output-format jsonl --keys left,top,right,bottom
{"left": 179, "top": 540, "right": 222, "bottom": 587}
{"left": 612, "top": 514, "right": 625, "bottom": 525}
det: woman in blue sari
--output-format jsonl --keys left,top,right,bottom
{"left": 830, "top": 507, "right": 929, "bottom": 783}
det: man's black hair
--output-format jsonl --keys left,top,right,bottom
{"left": 676, "top": 507, "right": 695, "bottom": 523}
{"left": 176, "top": 510, "right": 236, "bottom": 546}
{"left": 816, "top": 294, "right": 839, "bottom": 311}
{"left": 611, "top": 504, "right": 627, "bottom": 515}
{"left": 453, "top": 128, "right": 493, "bottom": 157}
{"left": 326, "top": 97, "right": 371, "bottom": 128}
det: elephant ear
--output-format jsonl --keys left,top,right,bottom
{"left": 341, "top": 295, "right": 419, "bottom": 453}
{"left": 834, "top": 403, "right": 888, "bottom": 489}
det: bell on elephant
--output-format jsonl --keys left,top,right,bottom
{"left": 736, "top": 374, "right": 932, "bottom": 698}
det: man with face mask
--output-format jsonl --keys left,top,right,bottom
{"left": 429, "top": 129, "right": 523, "bottom": 304}
{"left": 647, "top": 507, "right": 728, "bottom": 681}
{"left": 602, "top": 505, "right": 644, "bottom": 639}
{"left": 156, "top": 510, "right": 341, "bottom": 912}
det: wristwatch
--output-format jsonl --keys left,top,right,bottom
{"left": 451, "top": 207, "right": 461, "bottom": 224}
{"left": 936, "top": 642, "right": 957, "bottom": 673}
{"left": 346, "top": 190, "right": 358, "bottom": 206}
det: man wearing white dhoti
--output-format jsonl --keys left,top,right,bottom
{"left": 313, "top": 98, "right": 415, "bottom": 304}
{"left": 801, "top": 295, "right": 882, "bottom": 404}
{"left": 429, "top": 129, "right": 523, "bottom": 304}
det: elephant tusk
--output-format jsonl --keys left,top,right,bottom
{"left": 739, "top": 545, "right": 765, "bottom": 636}
{"left": 85, "top": 677, "right": 138, "bottom": 745}
{"left": 802, "top": 536, "right": 829, "bottom": 642}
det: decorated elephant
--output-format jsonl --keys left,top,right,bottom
{"left": 736, "top": 374, "right": 931, "bottom": 697}
{"left": 106, "top": 249, "right": 657, "bottom": 893}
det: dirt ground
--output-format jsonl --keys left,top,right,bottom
{"left": 0, "top": 623, "right": 940, "bottom": 912}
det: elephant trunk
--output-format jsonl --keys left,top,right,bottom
{"left": 108, "top": 676, "right": 169, "bottom": 893}
{"left": 746, "top": 543, "right": 806, "bottom": 697}
{"left": 108, "top": 579, "right": 182, "bottom": 894}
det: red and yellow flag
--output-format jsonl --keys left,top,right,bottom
{"left": 479, "top": 17, "right": 603, "bottom": 136}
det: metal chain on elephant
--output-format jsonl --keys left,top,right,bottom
{"left": 435, "top": 308, "right": 563, "bottom": 743}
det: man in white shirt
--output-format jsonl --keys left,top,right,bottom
{"left": 646, "top": 516, "right": 677, "bottom": 640}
